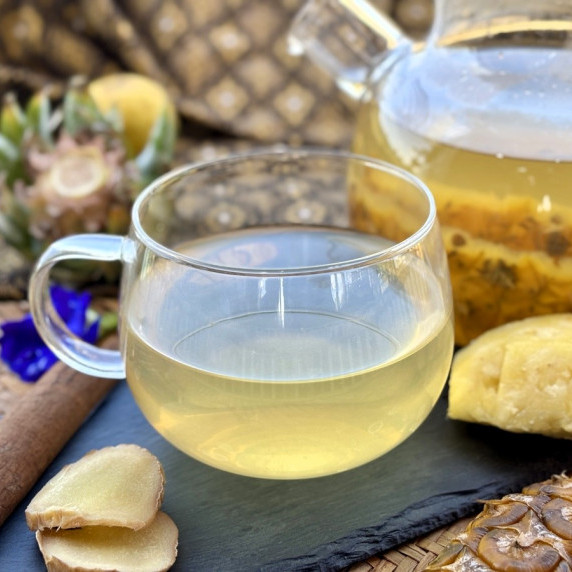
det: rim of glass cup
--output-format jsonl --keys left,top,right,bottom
{"left": 131, "top": 147, "right": 437, "bottom": 277}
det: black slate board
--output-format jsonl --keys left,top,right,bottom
{"left": 2, "top": 380, "right": 572, "bottom": 571}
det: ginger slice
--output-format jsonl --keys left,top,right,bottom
{"left": 36, "top": 511, "right": 178, "bottom": 572}
{"left": 26, "top": 444, "right": 165, "bottom": 531}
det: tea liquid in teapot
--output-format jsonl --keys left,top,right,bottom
{"left": 291, "top": 0, "right": 572, "bottom": 344}
{"left": 352, "top": 45, "right": 572, "bottom": 345}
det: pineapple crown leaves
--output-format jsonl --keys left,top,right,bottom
{"left": 0, "top": 75, "right": 177, "bottom": 263}
{"left": 0, "top": 75, "right": 176, "bottom": 182}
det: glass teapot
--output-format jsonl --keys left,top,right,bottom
{"left": 290, "top": 0, "right": 572, "bottom": 345}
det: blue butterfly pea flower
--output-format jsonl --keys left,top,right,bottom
{"left": 0, "top": 286, "right": 100, "bottom": 382}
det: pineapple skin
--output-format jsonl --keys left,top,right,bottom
{"left": 427, "top": 473, "right": 572, "bottom": 571}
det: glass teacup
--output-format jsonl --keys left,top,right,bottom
{"left": 29, "top": 149, "right": 454, "bottom": 479}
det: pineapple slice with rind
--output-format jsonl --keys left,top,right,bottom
{"left": 448, "top": 313, "right": 572, "bottom": 438}
{"left": 26, "top": 444, "right": 164, "bottom": 531}
{"left": 36, "top": 511, "right": 178, "bottom": 572}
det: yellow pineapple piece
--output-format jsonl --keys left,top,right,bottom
{"left": 349, "top": 166, "right": 572, "bottom": 345}
{"left": 448, "top": 314, "right": 572, "bottom": 438}
{"left": 437, "top": 187, "right": 572, "bottom": 257}
{"left": 26, "top": 444, "right": 165, "bottom": 531}
{"left": 36, "top": 511, "right": 178, "bottom": 572}
{"left": 443, "top": 227, "right": 572, "bottom": 345}
{"left": 427, "top": 473, "right": 572, "bottom": 571}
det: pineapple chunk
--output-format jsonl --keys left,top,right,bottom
{"left": 36, "top": 511, "right": 178, "bottom": 572}
{"left": 448, "top": 314, "right": 572, "bottom": 437}
{"left": 26, "top": 444, "right": 165, "bottom": 531}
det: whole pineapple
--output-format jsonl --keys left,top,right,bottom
{"left": 0, "top": 76, "right": 176, "bottom": 283}
{"left": 427, "top": 473, "right": 572, "bottom": 571}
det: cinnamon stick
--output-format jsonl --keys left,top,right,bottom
{"left": 0, "top": 336, "right": 118, "bottom": 527}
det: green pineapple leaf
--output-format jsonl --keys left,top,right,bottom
{"left": 1, "top": 93, "right": 27, "bottom": 145}
{"left": 0, "top": 132, "right": 19, "bottom": 167}
{"left": 0, "top": 212, "right": 30, "bottom": 251}
{"left": 26, "top": 87, "right": 55, "bottom": 146}
{"left": 0, "top": 182, "right": 28, "bottom": 227}
{"left": 102, "top": 106, "right": 124, "bottom": 139}
{"left": 0, "top": 132, "right": 25, "bottom": 187}
{"left": 0, "top": 182, "right": 33, "bottom": 254}
{"left": 134, "top": 109, "right": 176, "bottom": 189}
{"left": 63, "top": 76, "right": 109, "bottom": 136}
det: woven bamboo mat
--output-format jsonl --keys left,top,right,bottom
{"left": 0, "top": 299, "right": 474, "bottom": 569}
{"left": 347, "top": 517, "right": 474, "bottom": 571}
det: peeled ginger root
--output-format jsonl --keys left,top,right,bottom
{"left": 448, "top": 314, "right": 572, "bottom": 438}
{"left": 36, "top": 511, "right": 178, "bottom": 572}
{"left": 26, "top": 444, "right": 165, "bottom": 531}
{"left": 26, "top": 444, "right": 178, "bottom": 571}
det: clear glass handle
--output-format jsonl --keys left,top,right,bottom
{"left": 288, "top": 0, "right": 411, "bottom": 99}
{"left": 29, "top": 234, "right": 127, "bottom": 379}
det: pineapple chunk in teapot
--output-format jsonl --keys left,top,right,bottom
{"left": 290, "top": 0, "right": 572, "bottom": 345}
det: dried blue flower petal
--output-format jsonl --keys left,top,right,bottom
{"left": 0, "top": 285, "right": 100, "bottom": 382}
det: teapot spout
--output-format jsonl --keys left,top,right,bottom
{"left": 288, "top": 0, "right": 411, "bottom": 100}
